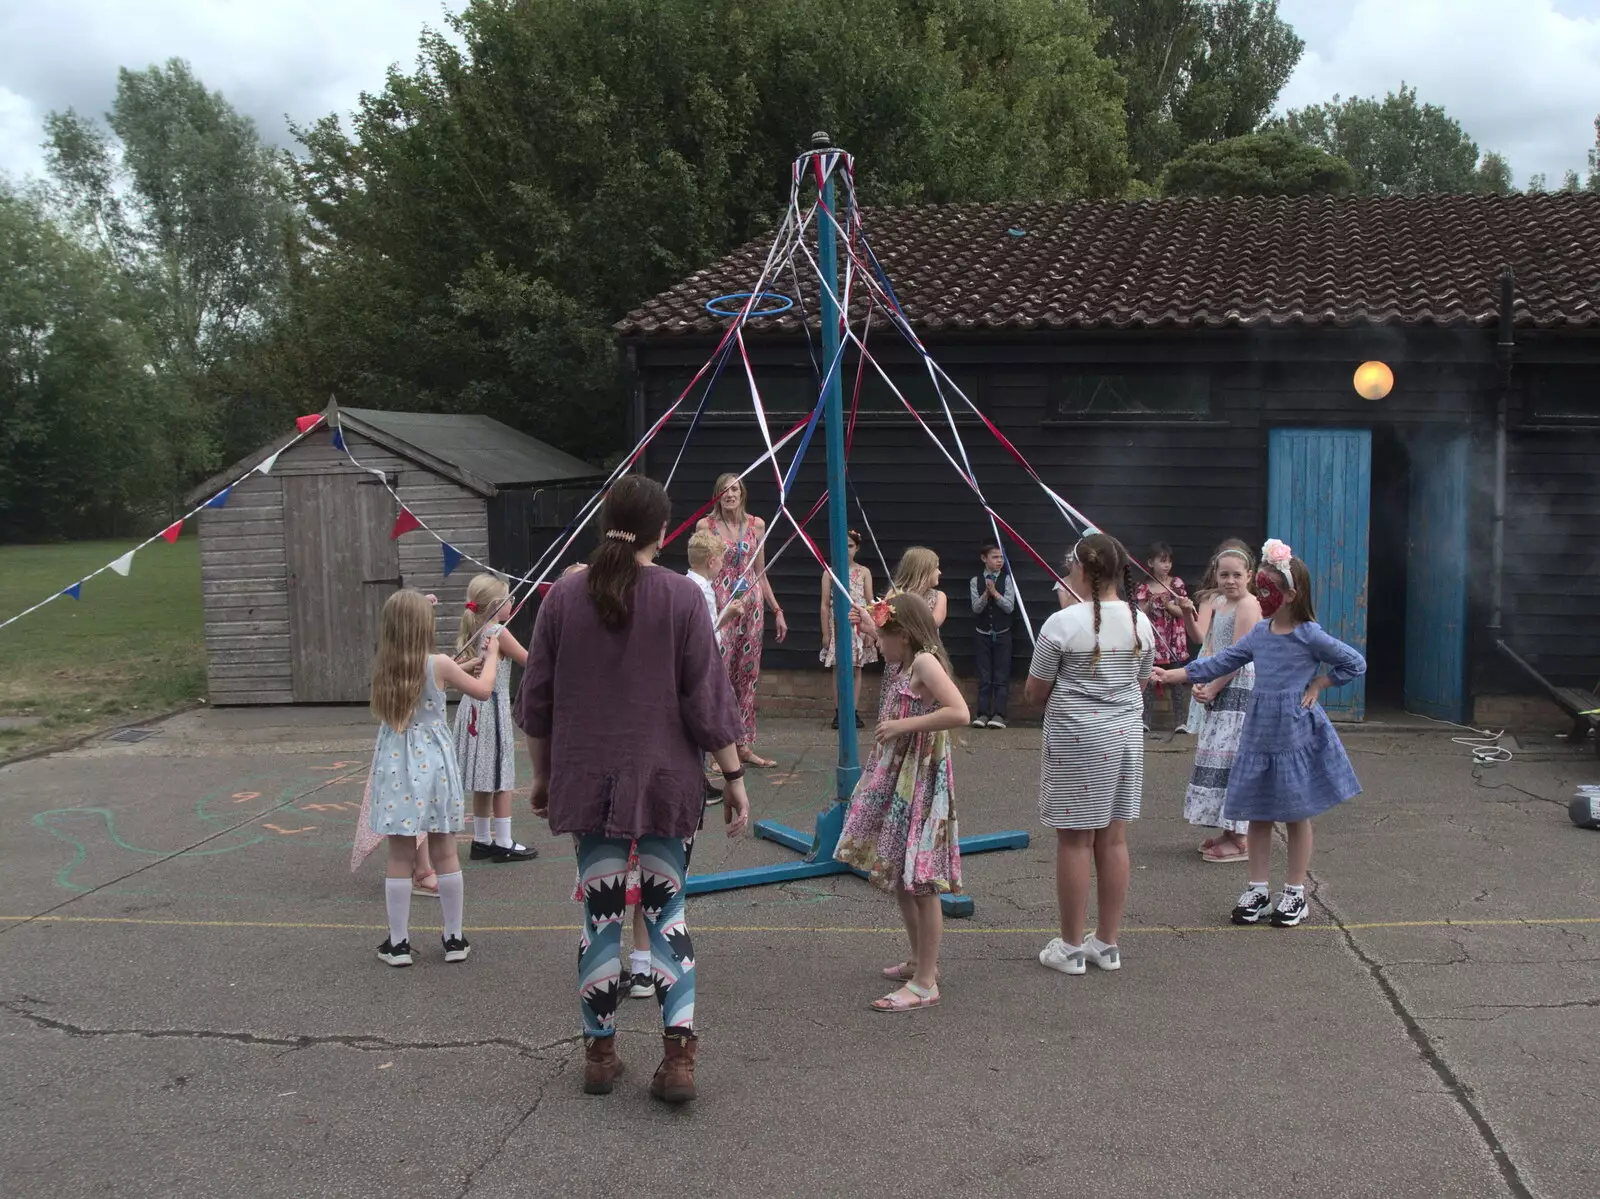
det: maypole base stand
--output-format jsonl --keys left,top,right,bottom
{"left": 685, "top": 801, "right": 1029, "bottom": 918}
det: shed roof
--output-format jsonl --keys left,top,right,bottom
{"left": 184, "top": 404, "right": 602, "bottom": 505}
{"left": 617, "top": 192, "right": 1600, "bottom": 338}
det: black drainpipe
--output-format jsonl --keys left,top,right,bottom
{"left": 1489, "top": 270, "right": 1514, "bottom": 635}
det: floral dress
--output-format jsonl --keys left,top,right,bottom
{"left": 366, "top": 661, "right": 464, "bottom": 836}
{"left": 1135, "top": 577, "right": 1190, "bottom": 666}
{"left": 834, "top": 654, "right": 961, "bottom": 895}
{"left": 820, "top": 563, "right": 878, "bottom": 667}
{"left": 713, "top": 516, "right": 764, "bottom": 745}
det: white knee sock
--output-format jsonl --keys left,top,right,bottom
{"left": 473, "top": 816, "right": 492, "bottom": 844}
{"left": 384, "top": 878, "right": 412, "bottom": 945}
{"left": 492, "top": 817, "right": 513, "bottom": 848}
{"left": 437, "top": 871, "right": 465, "bottom": 939}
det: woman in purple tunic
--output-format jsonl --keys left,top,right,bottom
{"left": 516, "top": 475, "right": 748, "bottom": 1104}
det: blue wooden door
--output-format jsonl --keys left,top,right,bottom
{"left": 1405, "top": 435, "right": 1469, "bottom": 723}
{"left": 1267, "top": 429, "right": 1371, "bottom": 719}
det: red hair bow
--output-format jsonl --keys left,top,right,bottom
{"left": 464, "top": 601, "right": 479, "bottom": 613}
{"left": 869, "top": 599, "right": 894, "bottom": 628}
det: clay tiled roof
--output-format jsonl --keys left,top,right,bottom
{"left": 617, "top": 193, "right": 1600, "bottom": 337}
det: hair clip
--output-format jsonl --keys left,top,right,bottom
{"left": 604, "top": 529, "right": 637, "bottom": 543}
{"left": 870, "top": 599, "right": 895, "bottom": 628}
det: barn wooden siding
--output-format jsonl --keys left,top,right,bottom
{"left": 198, "top": 430, "right": 489, "bottom": 705}
{"left": 634, "top": 330, "right": 1600, "bottom": 690}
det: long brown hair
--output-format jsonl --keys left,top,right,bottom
{"left": 1281, "top": 556, "right": 1318, "bottom": 625}
{"left": 371, "top": 589, "right": 435, "bottom": 729}
{"left": 455, "top": 573, "right": 510, "bottom": 654}
{"left": 1075, "top": 532, "right": 1142, "bottom": 662}
{"left": 587, "top": 475, "right": 671, "bottom": 630}
{"left": 891, "top": 546, "right": 940, "bottom": 598}
{"left": 877, "top": 589, "right": 953, "bottom": 676}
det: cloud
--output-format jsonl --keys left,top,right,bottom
{"left": 1276, "top": 0, "right": 1600, "bottom": 183}
{"left": 0, "top": 1, "right": 467, "bottom": 179}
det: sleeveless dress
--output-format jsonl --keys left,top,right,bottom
{"left": 454, "top": 623, "right": 516, "bottom": 793}
{"left": 1181, "top": 602, "right": 1254, "bottom": 833}
{"left": 712, "top": 516, "right": 764, "bottom": 744}
{"left": 367, "top": 661, "right": 465, "bottom": 836}
{"left": 834, "top": 654, "right": 961, "bottom": 895}
{"left": 820, "top": 563, "right": 878, "bottom": 667}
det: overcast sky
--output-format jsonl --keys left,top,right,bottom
{"left": 2, "top": 0, "right": 1597, "bottom": 188}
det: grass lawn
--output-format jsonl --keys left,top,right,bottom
{"left": 0, "top": 537, "right": 206, "bottom": 759}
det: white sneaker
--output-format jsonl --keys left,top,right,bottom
{"left": 1084, "top": 938, "right": 1121, "bottom": 971}
{"left": 1039, "top": 938, "right": 1086, "bottom": 975}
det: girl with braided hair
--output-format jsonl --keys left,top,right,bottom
{"left": 1024, "top": 532, "right": 1155, "bottom": 977}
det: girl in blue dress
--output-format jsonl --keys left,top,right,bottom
{"left": 1151, "top": 541, "right": 1365, "bottom": 928}
{"left": 368, "top": 588, "right": 502, "bottom": 967}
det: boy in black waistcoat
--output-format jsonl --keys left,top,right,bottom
{"left": 969, "top": 543, "right": 1017, "bottom": 728}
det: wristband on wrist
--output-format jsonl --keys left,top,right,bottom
{"left": 721, "top": 766, "right": 746, "bottom": 782}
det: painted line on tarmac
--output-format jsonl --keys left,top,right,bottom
{"left": 3, "top": 915, "right": 1597, "bottom": 934}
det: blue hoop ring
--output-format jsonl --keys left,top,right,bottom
{"left": 704, "top": 291, "right": 794, "bottom": 318}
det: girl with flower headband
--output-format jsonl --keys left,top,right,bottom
{"left": 453, "top": 574, "right": 536, "bottom": 864}
{"left": 835, "top": 590, "right": 969, "bottom": 1012}
{"left": 1151, "top": 540, "right": 1366, "bottom": 928}
{"left": 1176, "top": 543, "right": 1262, "bottom": 862}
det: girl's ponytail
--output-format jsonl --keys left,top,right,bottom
{"left": 1123, "top": 561, "right": 1141, "bottom": 654}
{"left": 456, "top": 574, "right": 509, "bottom": 655}
{"left": 587, "top": 475, "right": 672, "bottom": 631}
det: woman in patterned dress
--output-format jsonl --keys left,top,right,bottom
{"left": 835, "top": 591, "right": 968, "bottom": 1012}
{"left": 696, "top": 473, "right": 787, "bottom": 768}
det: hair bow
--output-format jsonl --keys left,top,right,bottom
{"left": 870, "top": 599, "right": 895, "bottom": 628}
{"left": 464, "top": 601, "right": 479, "bottom": 613}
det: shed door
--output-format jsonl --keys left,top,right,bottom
{"left": 1267, "top": 428, "right": 1371, "bottom": 719}
{"left": 1405, "top": 434, "right": 1470, "bottom": 722}
{"left": 284, "top": 473, "right": 399, "bottom": 703}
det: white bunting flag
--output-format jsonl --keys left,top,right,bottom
{"left": 108, "top": 551, "right": 135, "bottom": 577}
{"left": 256, "top": 449, "right": 282, "bottom": 476}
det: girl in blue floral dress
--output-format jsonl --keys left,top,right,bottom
{"left": 366, "top": 589, "right": 502, "bottom": 968}
{"left": 1152, "top": 541, "right": 1366, "bottom": 929}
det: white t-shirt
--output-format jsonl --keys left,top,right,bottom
{"left": 687, "top": 570, "right": 721, "bottom": 647}
{"left": 1038, "top": 600, "right": 1152, "bottom": 654}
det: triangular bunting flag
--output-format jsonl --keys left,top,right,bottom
{"left": 295, "top": 413, "right": 324, "bottom": 434}
{"left": 160, "top": 519, "right": 184, "bottom": 544}
{"left": 332, "top": 428, "right": 346, "bottom": 452}
{"left": 391, "top": 508, "right": 423, "bottom": 539}
{"left": 62, "top": 583, "right": 82, "bottom": 600}
{"left": 204, "top": 486, "right": 232, "bottom": 509}
{"left": 256, "top": 450, "right": 281, "bottom": 476}
{"left": 442, "top": 543, "right": 465, "bottom": 576}
{"left": 109, "top": 550, "right": 135, "bottom": 577}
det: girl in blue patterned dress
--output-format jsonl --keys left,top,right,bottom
{"left": 368, "top": 588, "right": 501, "bottom": 967}
{"left": 1151, "top": 541, "right": 1366, "bottom": 929}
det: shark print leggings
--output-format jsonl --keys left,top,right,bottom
{"left": 575, "top": 833, "right": 696, "bottom": 1038}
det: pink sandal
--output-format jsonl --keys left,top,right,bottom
{"left": 871, "top": 982, "right": 940, "bottom": 1012}
{"left": 1200, "top": 841, "right": 1248, "bottom": 864}
{"left": 881, "top": 961, "right": 941, "bottom": 982}
{"left": 412, "top": 870, "right": 440, "bottom": 897}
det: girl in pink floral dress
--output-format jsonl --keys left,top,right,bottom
{"left": 835, "top": 591, "right": 970, "bottom": 1013}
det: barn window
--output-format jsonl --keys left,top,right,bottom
{"left": 1052, "top": 370, "right": 1213, "bottom": 419}
{"left": 1528, "top": 367, "right": 1600, "bottom": 422}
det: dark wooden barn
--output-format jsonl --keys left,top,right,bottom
{"left": 618, "top": 193, "right": 1600, "bottom": 726}
{"left": 187, "top": 403, "right": 602, "bottom": 705}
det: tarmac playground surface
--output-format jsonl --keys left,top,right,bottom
{"left": 1, "top": 707, "right": 1597, "bottom": 1198}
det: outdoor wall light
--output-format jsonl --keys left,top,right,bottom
{"left": 1354, "top": 360, "right": 1394, "bottom": 400}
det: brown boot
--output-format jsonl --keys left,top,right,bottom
{"left": 582, "top": 1035, "right": 624, "bottom": 1095}
{"left": 649, "top": 1028, "right": 698, "bottom": 1104}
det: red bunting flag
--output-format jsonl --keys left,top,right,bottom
{"left": 295, "top": 413, "right": 325, "bottom": 434}
{"left": 390, "top": 508, "right": 422, "bottom": 539}
{"left": 537, "top": 582, "right": 553, "bottom": 597}
{"left": 160, "top": 519, "right": 184, "bottom": 544}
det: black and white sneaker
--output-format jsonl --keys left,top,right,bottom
{"left": 988, "top": 716, "right": 1008, "bottom": 730}
{"left": 441, "top": 935, "right": 472, "bottom": 963}
{"left": 377, "top": 938, "right": 413, "bottom": 967}
{"left": 1231, "top": 887, "right": 1272, "bottom": 925}
{"left": 490, "top": 842, "right": 538, "bottom": 862}
{"left": 629, "top": 972, "right": 656, "bottom": 999}
{"left": 704, "top": 778, "right": 723, "bottom": 806}
{"left": 1271, "top": 890, "right": 1309, "bottom": 928}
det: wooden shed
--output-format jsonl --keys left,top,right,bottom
{"left": 187, "top": 403, "right": 603, "bottom": 705}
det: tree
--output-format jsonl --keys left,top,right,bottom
{"left": 276, "top": 0, "right": 1130, "bottom": 460}
{"left": 1278, "top": 84, "right": 1491, "bottom": 195}
{"left": 0, "top": 185, "right": 193, "bottom": 540}
{"left": 1161, "top": 130, "right": 1354, "bottom": 196}
{"left": 44, "top": 59, "right": 292, "bottom": 464}
{"left": 1092, "top": 0, "right": 1304, "bottom": 185}
{"left": 1473, "top": 151, "right": 1514, "bottom": 195}
{"left": 1588, "top": 115, "right": 1600, "bottom": 192}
